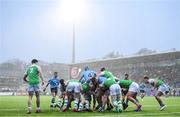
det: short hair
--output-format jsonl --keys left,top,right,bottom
{"left": 60, "top": 79, "right": 64, "bottom": 84}
{"left": 125, "top": 73, "right": 129, "bottom": 76}
{"left": 100, "top": 67, "right": 105, "bottom": 71}
{"left": 84, "top": 66, "right": 89, "bottom": 71}
{"left": 54, "top": 72, "right": 58, "bottom": 74}
{"left": 144, "top": 76, "right": 149, "bottom": 79}
{"left": 31, "top": 59, "right": 38, "bottom": 64}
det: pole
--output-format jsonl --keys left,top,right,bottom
{"left": 72, "top": 20, "right": 75, "bottom": 63}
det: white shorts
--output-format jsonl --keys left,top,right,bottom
{"left": 129, "top": 82, "right": 139, "bottom": 93}
{"left": 110, "top": 84, "right": 121, "bottom": 96}
{"left": 66, "top": 82, "right": 81, "bottom": 93}
{"left": 158, "top": 84, "right": 169, "bottom": 95}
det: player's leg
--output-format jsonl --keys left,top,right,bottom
{"left": 84, "top": 93, "right": 91, "bottom": 111}
{"left": 56, "top": 91, "right": 64, "bottom": 111}
{"left": 63, "top": 83, "right": 73, "bottom": 112}
{"left": 110, "top": 84, "right": 122, "bottom": 113}
{"left": 78, "top": 94, "right": 85, "bottom": 112}
{"left": 127, "top": 91, "right": 141, "bottom": 111}
{"left": 116, "top": 94, "right": 122, "bottom": 112}
{"left": 116, "top": 85, "right": 122, "bottom": 112}
{"left": 106, "top": 96, "right": 113, "bottom": 110}
{"left": 122, "top": 90, "right": 128, "bottom": 110}
{"left": 50, "top": 91, "right": 56, "bottom": 108}
{"left": 99, "top": 95, "right": 107, "bottom": 112}
{"left": 127, "top": 82, "right": 141, "bottom": 112}
{"left": 67, "top": 94, "right": 74, "bottom": 109}
{"left": 27, "top": 91, "right": 33, "bottom": 114}
{"left": 35, "top": 91, "right": 41, "bottom": 113}
{"left": 62, "top": 93, "right": 69, "bottom": 112}
{"left": 27, "top": 84, "right": 34, "bottom": 114}
{"left": 34, "top": 84, "right": 41, "bottom": 113}
{"left": 99, "top": 90, "right": 109, "bottom": 112}
{"left": 155, "top": 91, "right": 164, "bottom": 108}
{"left": 73, "top": 92, "right": 80, "bottom": 111}
{"left": 95, "top": 87, "right": 103, "bottom": 110}
{"left": 155, "top": 85, "right": 166, "bottom": 111}
{"left": 73, "top": 83, "right": 81, "bottom": 112}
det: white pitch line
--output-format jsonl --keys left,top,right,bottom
{"left": 0, "top": 112, "right": 180, "bottom": 117}
{"left": 0, "top": 104, "right": 179, "bottom": 110}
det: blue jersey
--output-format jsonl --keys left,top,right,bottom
{"left": 80, "top": 70, "right": 96, "bottom": 84}
{"left": 98, "top": 76, "right": 106, "bottom": 85}
{"left": 48, "top": 77, "right": 60, "bottom": 88}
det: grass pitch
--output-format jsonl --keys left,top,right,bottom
{"left": 0, "top": 96, "right": 180, "bottom": 117}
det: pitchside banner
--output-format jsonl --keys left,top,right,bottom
{"left": 70, "top": 67, "right": 82, "bottom": 79}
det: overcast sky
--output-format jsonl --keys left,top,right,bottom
{"left": 0, "top": 0, "right": 180, "bottom": 63}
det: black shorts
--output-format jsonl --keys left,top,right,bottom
{"left": 51, "top": 87, "right": 58, "bottom": 94}
{"left": 84, "top": 93, "right": 91, "bottom": 102}
{"left": 122, "top": 90, "right": 128, "bottom": 96}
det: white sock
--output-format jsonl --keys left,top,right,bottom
{"left": 36, "top": 107, "right": 40, "bottom": 110}
{"left": 28, "top": 107, "right": 32, "bottom": 112}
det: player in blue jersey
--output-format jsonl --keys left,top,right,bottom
{"left": 43, "top": 72, "right": 60, "bottom": 109}
{"left": 79, "top": 66, "right": 96, "bottom": 84}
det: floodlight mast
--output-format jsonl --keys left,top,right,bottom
{"left": 72, "top": 19, "right": 75, "bottom": 63}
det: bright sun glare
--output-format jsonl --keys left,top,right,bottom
{"left": 60, "top": 0, "right": 86, "bottom": 22}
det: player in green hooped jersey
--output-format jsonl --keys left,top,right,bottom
{"left": 144, "top": 76, "right": 170, "bottom": 111}
{"left": 119, "top": 79, "right": 142, "bottom": 112}
{"left": 97, "top": 67, "right": 115, "bottom": 79}
{"left": 100, "top": 77, "right": 122, "bottom": 113}
{"left": 97, "top": 68, "right": 122, "bottom": 112}
{"left": 23, "top": 59, "right": 44, "bottom": 114}
{"left": 97, "top": 68, "right": 117, "bottom": 111}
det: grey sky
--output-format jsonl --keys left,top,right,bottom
{"left": 0, "top": 0, "right": 180, "bottom": 63}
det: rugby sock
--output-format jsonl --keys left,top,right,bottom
{"left": 51, "top": 97, "right": 55, "bottom": 103}
{"left": 113, "top": 101, "right": 118, "bottom": 106}
{"left": 36, "top": 107, "right": 40, "bottom": 111}
{"left": 28, "top": 107, "right": 32, "bottom": 112}
{"left": 74, "top": 100, "right": 79, "bottom": 110}
{"left": 117, "top": 100, "right": 122, "bottom": 105}
{"left": 79, "top": 103, "right": 83, "bottom": 111}
{"left": 85, "top": 102, "right": 90, "bottom": 110}
{"left": 57, "top": 99, "right": 62, "bottom": 107}
{"left": 64, "top": 99, "right": 68, "bottom": 108}
{"left": 117, "top": 100, "right": 122, "bottom": 110}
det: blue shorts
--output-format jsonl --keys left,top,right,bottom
{"left": 51, "top": 87, "right": 58, "bottom": 94}
{"left": 28, "top": 84, "right": 40, "bottom": 92}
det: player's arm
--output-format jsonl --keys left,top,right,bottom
{"left": 97, "top": 71, "right": 104, "bottom": 78}
{"left": 23, "top": 74, "right": 28, "bottom": 83}
{"left": 79, "top": 76, "right": 84, "bottom": 83}
{"left": 43, "top": 83, "right": 49, "bottom": 92}
{"left": 79, "top": 71, "right": 84, "bottom": 83}
{"left": 23, "top": 69, "right": 28, "bottom": 83}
